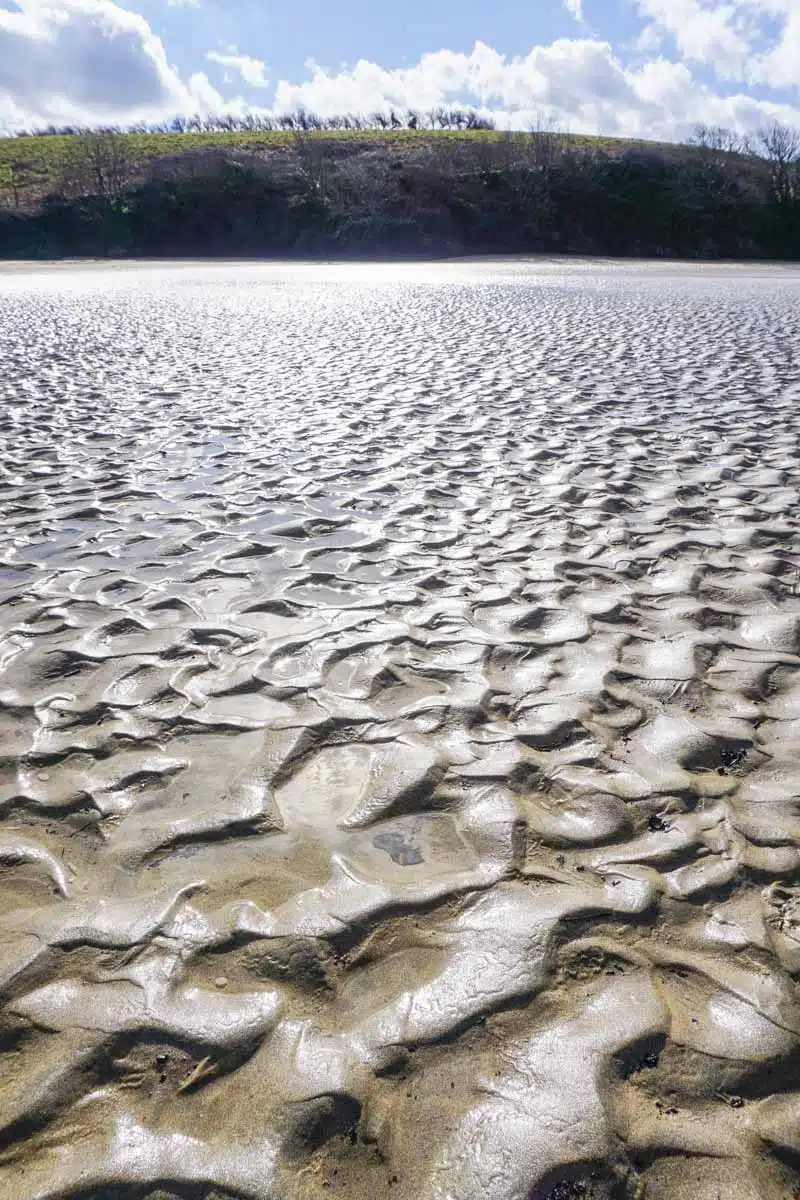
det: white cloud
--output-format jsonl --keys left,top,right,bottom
{"left": 757, "top": 7, "right": 800, "bottom": 88}
{"left": 0, "top": 1, "right": 797, "bottom": 141}
{"left": 271, "top": 38, "right": 800, "bottom": 140}
{"left": 207, "top": 50, "right": 269, "bottom": 88}
{"left": 0, "top": 0, "right": 225, "bottom": 130}
{"left": 635, "top": 0, "right": 800, "bottom": 90}
{"left": 564, "top": 0, "right": 584, "bottom": 19}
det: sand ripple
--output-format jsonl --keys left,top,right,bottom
{"left": 0, "top": 260, "right": 798, "bottom": 1200}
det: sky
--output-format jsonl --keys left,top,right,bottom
{"left": 0, "top": 0, "right": 798, "bottom": 140}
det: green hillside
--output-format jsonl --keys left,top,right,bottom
{"left": 0, "top": 121, "right": 795, "bottom": 260}
{"left": 0, "top": 128, "right": 709, "bottom": 209}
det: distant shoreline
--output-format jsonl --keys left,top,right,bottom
{"left": 1, "top": 254, "right": 798, "bottom": 273}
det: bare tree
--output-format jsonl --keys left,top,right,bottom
{"left": 465, "top": 110, "right": 495, "bottom": 131}
{"left": 292, "top": 129, "right": 337, "bottom": 206}
{"left": 61, "top": 132, "right": 134, "bottom": 198}
{"left": 0, "top": 158, "right": 47, "bottom": 209}
{"left": 758, "top": 120, "right": 800, "bottom": 204}
{"left": 690, "top": 124, "right": 751, "bottom": 156}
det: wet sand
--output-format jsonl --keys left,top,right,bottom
{"left": 0, "top": 259, "right": 798, "bottom": 1200}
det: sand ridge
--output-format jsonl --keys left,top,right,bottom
{"left": 0, "top": 261, "right": 798, "bottom": 1199}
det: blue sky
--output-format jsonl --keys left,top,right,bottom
{"left": 144, "top": 0, "right": 579, "bottom": 79}
{"left": 0, "top": 0, "right": 798, "bottom": 139}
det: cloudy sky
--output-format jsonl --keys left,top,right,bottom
{"left": 0, "top": 0, "right": 798, "bottom": 140}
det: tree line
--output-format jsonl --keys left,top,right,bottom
{"left": 7, "top": 107, "right": 496, "bottom": 138}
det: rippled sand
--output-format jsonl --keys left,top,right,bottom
{"left": 0, "top": 259, "right": 798, "bottom": 1200}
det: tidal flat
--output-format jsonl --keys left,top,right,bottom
{"left": 0, "top": 258, "right": 798, "bottom": 1200}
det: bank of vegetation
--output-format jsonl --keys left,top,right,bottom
{"left": 0, "top": 110, "right": 798, "bottom": 259}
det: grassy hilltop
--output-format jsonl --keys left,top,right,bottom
{"left": 0, "top": 126, "right": 702, "bottom": 207}
{"left": 0, "top": 114, "right": 797, "bottom": 259}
